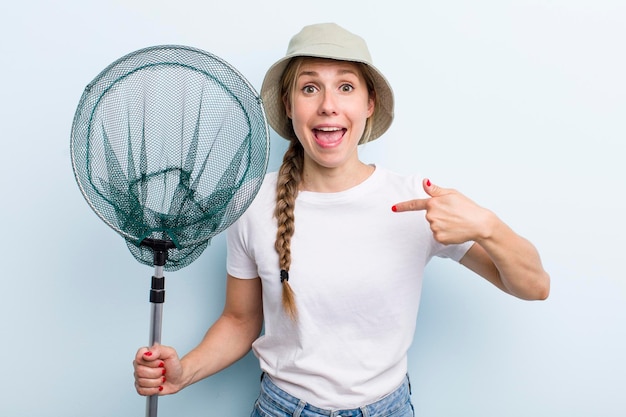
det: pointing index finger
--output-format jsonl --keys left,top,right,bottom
{"left": 392, "top": 198, "right": 429, "bottom": 213}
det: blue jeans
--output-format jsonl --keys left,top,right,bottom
{"left": 250, "top": 373, "right": 414, "bottom": 417}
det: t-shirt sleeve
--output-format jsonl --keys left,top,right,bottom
{"left": 434, "top": 240, "right": 475, "bottom": 262}
{"left": 226, "top": 216, "right": 259, "bottom": 279}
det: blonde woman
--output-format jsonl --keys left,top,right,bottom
{"left": 133, "top": 23, "right": 550, "bottom": 416}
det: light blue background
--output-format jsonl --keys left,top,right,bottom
{"left": 1, "top": 1, "right": 624, "bottom": 416}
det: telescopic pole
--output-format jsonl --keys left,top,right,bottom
{"left": 144, "top": 239, "right": 174, "bottom": 417}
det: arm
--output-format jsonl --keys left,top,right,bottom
{"left": 178, "top": 274, "right": 264, "bottom": 385}
{"left": 393, "top": 179, "right": 550, "bottom": 300}
{"left": 459, "top": 218, "right": 550, "bottom": 300}
{"left": 133, "top": 274, "right": 263, "bottom": 396}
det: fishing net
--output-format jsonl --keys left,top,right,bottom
{"left": 71, "top": 45, "right": 269, "bottom": 270}
{"left": 70, "top": 45, "right": 269, "bottom": 417}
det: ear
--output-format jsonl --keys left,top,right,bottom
{"left": 366, "top": 94, "right": 375, "bottom": 118}
{"left": 282, "top": 95, "right": 292, "bottom": 119}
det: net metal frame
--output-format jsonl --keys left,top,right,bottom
{"left": 71, "top": 44, "right": 269, "bottom": 270}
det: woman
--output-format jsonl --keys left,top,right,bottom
{"left": 133, "top": 23, "right": 550, "bottom": 416}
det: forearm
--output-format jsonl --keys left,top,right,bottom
{"left": 464, "top": 212, "right": 550, "bottom": 300}
{"left": 178, "top": 312, "right": 262, "bottom": 389}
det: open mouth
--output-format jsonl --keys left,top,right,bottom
{"left": 313, "top": 127, "right": 346, "bottom": 148}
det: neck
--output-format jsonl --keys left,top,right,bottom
{"left": 300, "top": 160, "right": 375, "bottom": 193}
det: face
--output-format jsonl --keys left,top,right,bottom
{"left": 283, "top": 58, "right": 375, "bottom": 173}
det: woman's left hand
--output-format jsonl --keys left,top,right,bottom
{"left": 392, "top": 178, "right": 494, "bottom": 245}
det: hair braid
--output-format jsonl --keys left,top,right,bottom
{"left": 274, "top": 139, "right": 303, "bottom": 320}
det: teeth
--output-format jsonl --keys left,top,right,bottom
{"left": 316, "top": 127, "right": 342, "bottom": 132}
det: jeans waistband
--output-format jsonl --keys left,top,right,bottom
{"left": 257, "top": 373, "right": 412, "bottom": 417}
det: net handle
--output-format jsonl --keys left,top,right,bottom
{"left": 143, "top": 239, "right": 175, "bottom": 417}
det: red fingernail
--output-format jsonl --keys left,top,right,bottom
{"left": 162, "top": 369, "right": 166, "bottom": 375}
{"left": 144, "top": 351, "right": 152, "bottom": 357}
{"left": 158, "top": 386, "right": 163, "bottom": 392}
{"left": 426, "top": 179, "right": 431, "bottom": 187}
{"left": 162, "top": 377, "right": 166, "bottom": 383}
{"left": 158, "top": 362, "right": 165, "bottom": 368}
{"left": 391, "top": 205, "right": 397, "bottom": 212}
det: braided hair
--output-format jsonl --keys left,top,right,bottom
{"left": 273, "top": 57, "right": 378, "bottom": 320}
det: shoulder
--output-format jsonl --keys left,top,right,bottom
{"left": 227, "top": 172, "right": 277, "bottom": 244}
{"left": 261, "top": 171, "right": 278, "bottom": 188}
{"left": 236, "top": 171, "right": 277, "bottom": 220}
{"left": 374, "top": 166, "right": 428, "bottom": 199}
{"left": 248, "top": 171, "right": 278, "bottom": 205}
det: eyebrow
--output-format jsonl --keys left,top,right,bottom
{"left": 297, "top": 68, "right": 359, "bottom": 78}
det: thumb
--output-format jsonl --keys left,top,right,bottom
{"left": 141, "top": 344, "right": 178, "bottom": 364}
{"left": 423, "top": 178, "right": 448, "bottom": 197}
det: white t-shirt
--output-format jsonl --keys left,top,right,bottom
{"left": 227, "top": 166, "right": 473, "bottom": 409}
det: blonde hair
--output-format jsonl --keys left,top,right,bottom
{"left": 274, "top": 57, "right": 378, "bottom": 320}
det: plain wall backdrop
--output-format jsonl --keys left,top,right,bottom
{"left": 1, "top": 0, "right": 624, "bottom": 416}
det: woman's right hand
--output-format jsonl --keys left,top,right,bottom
{"left": 133, "top": 345, "right": 184, "bottom": 396}
{"left": 132, "top": 275, "right": 263, "bottom": 397}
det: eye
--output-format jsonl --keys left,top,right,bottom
{"left": 340, "top": 84, "right": 354, "bottom": 92}
{"left": 302, "top": 85, "right": 317, "bottom": 94}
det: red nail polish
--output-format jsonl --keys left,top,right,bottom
{"left": 144, "top": 351, "right": 152, "bottom": 357}
{"left": 162, "top": 369, "right": 166, "bottom": 375}
{"left": 162, "top": 377, "right": 166, "bottom": 383}
{"left": 426, "top": 179, "right": 431, "bottom": 187}
{"left": 158, "top": 386, "right": 163, "bottom": 392}
{"left": 158, "top": 362, "right": 165, "bottom": 368}
{"left": 391, "top": 205, "right": 397, "bottom": 212}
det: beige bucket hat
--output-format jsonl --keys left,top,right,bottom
{"left": 260, "top": 23, "right": 395, "bottom": 143}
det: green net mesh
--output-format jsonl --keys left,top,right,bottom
{"left": 70, "top": 45, "right": 269, "bottom": 270}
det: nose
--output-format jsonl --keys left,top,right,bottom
{"left": 318, "top": 89, "right": 338, "bottom": 116}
